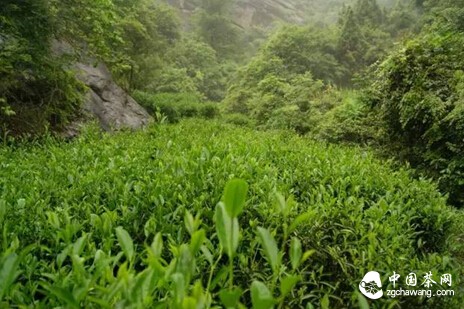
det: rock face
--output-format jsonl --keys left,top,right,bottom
{"left": 75, "top": 63, "right": 152, "bottom": 131}
{"left": 232, "top": 0, "right": 306, "bottom": 29}
{"left": 166, "top": 0, "right": 353, "bottom": 29}
{"left": 52, "top": 40, "right": 152, "bottom": 135}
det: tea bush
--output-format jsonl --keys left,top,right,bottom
{"left": 312, "top": 91, "right": 382, "bottom": 145}
{"left": 222, "top": 113, "right": 255, "bottom": 127}
{"left": 133, "top": 91, "right": 220, "bottom": 123}
{"left": 0, "top": 119, "right": 461, "bottom": 308}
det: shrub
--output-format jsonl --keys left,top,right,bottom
{"left": 0, "top": 1, "right": 84, "bottom": 136}
{"left": 313, "top": 90, "right": 382, "bottom": 144}
{"left": 0, "top": 119, "right": 461, "bottom": 308}
{"left": 199, "top": 103, "right": 220, "bottom": 119}
{"left": 133, "top": 91, "right": 220, "bottom": 122}
{"left": 363, "top": 31, "right": 464, "bottom": 207}
{"left": 222, "top": 113, "right": 254, "bottom": 127}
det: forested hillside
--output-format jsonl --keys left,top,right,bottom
{"left": 167, "top": 0, "right": 357, "bottom": 29}
{"left": 1, "top": 0, "right": 463, "bottom": 308}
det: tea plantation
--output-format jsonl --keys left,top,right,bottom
{"left": 0, "top": 120, "right": 462, "bottom": 308}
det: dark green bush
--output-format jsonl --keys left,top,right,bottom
{"left": 363, "top": 31, "right": 464, "bottom": 207}
{"left": 133, "top": 91, "right": 220, "bottom": 122}
{"left": 199, "top": 104, "right": 220, "bottom": 119}
{"left": 0, "top": 0, "right": 84, "bottom": 136}
{"left": 222, "top": 113, "right": 254, "bottom": 127}
{"left": 313, "top": 90, "right": 382, "bottom": 144}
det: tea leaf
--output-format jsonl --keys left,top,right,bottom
{"left": 289, "top": 237, "right": 302, "bottom": 270}
{"left": 150, "top": 232, "right": 163, "bottom": 258}
{"left": 219, "top": 286, "right": 243, "bottom": 308}
{"left": 215, "top": 202, "right": 239, "bottom": 258}
{"left": 0, "top": 253, "right": 19, "bottom": 300}
{"left": 321, "top": 294, "right": 330, "bottom": 309}
{"left": 251, "top": 281, "right": 275, "bottom": 309}
{"left": 223, "top": 179, "right": 248, "bottom": 217}
{"left": 190, "top": 229, "right": 206, "bottom": 255}
{"left": 256, "top": 227, "right": 280, "bottom": 273}
{"left": 184, "top": 210, "right": 195, "bottom": 235}
{"left": 274, "top": 192, "right": 286, "bottom": 214}
{"left": 115, "top": 226, "right": 134, "bottom": 262}
{"left": 357, "top": 292, "right": 370, "bottom": 309}
{"left": 301, "top": 250, "right": 316, "bottom": 264}
{"left": 41, "top": 283, "right": 80, "bottom": 309}
{"left": 288, "top": 212, "right": 312, "bottom": 235}
{"left": 280, "top": 275, "right": 301, "bottom": 299}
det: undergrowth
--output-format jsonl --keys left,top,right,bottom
{"left": 0, "top": 119, "right": 461, "bottom": 308}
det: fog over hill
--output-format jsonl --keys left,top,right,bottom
{"left": 165, "top": 0, "right": 397, "bottom": 29}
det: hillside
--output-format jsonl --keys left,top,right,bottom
{"left": 1, "top": 119, "right": 461, "bottom": 307}
{"left": 1, "top": 1, "right": 464, "bottom": 307}
{"left": 165, "top": 0, "right": 399, "bottom": 29}
{"left": 166, "top": 0, "right": 354, "bottom": 29}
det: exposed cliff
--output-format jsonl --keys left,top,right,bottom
{"left": 166, "top": 0, "right": 356, "bottom": 29}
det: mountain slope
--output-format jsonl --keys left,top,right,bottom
{"left": 166, "top": 0, "right": 357, "bottom": 29}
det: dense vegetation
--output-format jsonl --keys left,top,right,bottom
{"left": 1, "top": 0, "right": 464, "bottom": 307}
{"left": 361, "top": 0, "right": 464, "bottom": 207}
{"left": 1, "top": 120, "right": 462, "bottom": 308}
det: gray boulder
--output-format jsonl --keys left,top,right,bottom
{"left": 75, "top": 62, "right": 152, "bottom": 131}
{"left": 52, "top": 40, "right": 152, "bottom": 136}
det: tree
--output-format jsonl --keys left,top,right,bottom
{"left": 0, "top": 0, "right": 84, "bottom": 133}
{"left": 337, "top": 0, "right": 392, "bottom": 83}
{"left": 193, "top": 0, "right": 241, "bottom": 59}
{"left": 0, "top": 0, "right": 182, "bottom": 134}
{"left": 264, "top": 25, "right": 344, "bottom": 83}
{"left": 363, "top": 28, "right": 464, "bottom": 207}
{"left": 115, "top": 0, "right": 180, "bottom": 91}
{"left": 224, "top": 24, "right": 338, "bottom": 131}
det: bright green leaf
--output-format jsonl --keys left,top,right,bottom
{"left": 289, "top": 237, "right": 302, "bottom": 270}
{"left": 251, "top": 281, "right": 275, "bottom": 309}
{"left": 321, "top": 294, "right": 329, "bottom": 309}
{"left": 0, "top": 253, "right": 20, "bottom": 300}
{"left": 256, "top": 227, "right": 280, "bottom": 273}
{"left": 215, "top": 202, "right": 239, "bottom": 258}
{"left": 223, "top": 179, "right": 248, "bottom": 217}
{"left": 219, "top": 286, "right": 243, "bottom": 308}
{"left": 357, "top": 292, "right": 370, "bottom": 309}
{"left": 279, "top": 275, "right": 301, "bottom": 299}
{"left": 115, "top": 226, "right": 134, "bottom": 262}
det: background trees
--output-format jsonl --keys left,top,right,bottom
{"left": 0, "top": 0, "right": 221, "bottom": 133}
{"left": 192, "top": 0, "right": 241, "bottom": 59}
{"left": 0, "top": 0, "right": 85, "bottom": 133}
{"left": 362, "top": 0, "right": 464, "bottom": 206}
{"left": 2, "top": 0, "right": 463, "bottom": 207}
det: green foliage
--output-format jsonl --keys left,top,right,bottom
{"left": 385, "top": 1, "right": 421, "bottom": 36}
{"left": 0, "top": 0, "right": 85, "bottom": 135}
{"left": 337, "top": 0, "right": 392, "bottom": 82}
{"left": 0, "top": 0, "right": 185, "bottom": 135}
{"left": 224, "top": 26, "right": 336, "bottom": 132}
{"left": 0, "top": 119, "right": 461, "bottom": 308}
{"left": 113, "top": 0, "right": 181, "bottom": 91}
{"left": 192, "top": 0, "right": 242, "bottom": 59}
{"left": 313, "top": 90, "right": 382, "bottom": 144}
{"left": 149, "top": 37, "right": 234, "bottom": 102}
{"left": 50, "top": 0, "right": 123, "bottom": 60}
{"left": 263, "top": 25, "right": 343, "bottom": 83}
{"left": 222, "top": 113, "right": 255, "bottom": 127}
{"left": 251, "top": 281, "right": 275, "bottom": 309}
{"left": 363, "top": 29, "right": 464, "bottom": 207}
{"left": 224, "top": 0, "right": 420, "bottom": 131}
{"left": 133, "top": 91, "right": 220, "bottom": 122}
